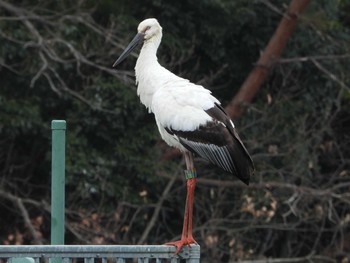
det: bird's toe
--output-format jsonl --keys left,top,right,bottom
{"left": 164, "top": 238, "right": 197, "bottom": 254}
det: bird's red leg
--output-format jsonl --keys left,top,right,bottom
{"left": 186, "top": 177, "right": 197, "bottom": 244}
{"left": 183, "top": 152, "right": 198, "bottom": 246}
{"left": 164, "top": 177, "right": 191, "bottom": 253}
{"left": 164, "top": 152, "right": 197, "bottom": 254}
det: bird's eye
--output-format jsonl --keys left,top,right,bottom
{"left": 144, "top": 26, "right": 151, "bottom": 33}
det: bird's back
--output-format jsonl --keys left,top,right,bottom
{"left": 151, "top": 79, "right": 254, "bottom": 184}
{"left": 151, "top": 78, "right": 220, "bottom": 128}
{"left": 165, "top": 102, "right": 254, "bottom": 185}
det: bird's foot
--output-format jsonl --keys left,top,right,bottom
{"left": 164, "top": 238, "right": 198, "bottom": 254}
{"left": 186, "top": 235, "right": 197, "bottom": 245}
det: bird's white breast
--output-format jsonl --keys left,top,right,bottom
{"left": 136, "top": 63, "right": 174, "bottom": 112}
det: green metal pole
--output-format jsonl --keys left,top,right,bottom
{"left": 51, "top": 120, "right": 66, "bottom": 245}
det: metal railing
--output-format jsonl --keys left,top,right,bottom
{"left": 0, "top": 245, "right": 200, "bottom": 263}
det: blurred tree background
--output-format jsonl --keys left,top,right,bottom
{"left": 0, "top": 0, "right": 350, "bottom": 262}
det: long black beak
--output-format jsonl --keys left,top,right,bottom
{"left": 112, "top": 33, "right": 144, "bottom": 67}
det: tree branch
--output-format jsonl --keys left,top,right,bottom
{"left": 0, "top": 189, "right": 44, "bottom": 244}
{"left": 225, "top": 0, "right": 311, "bottom": 120}
{"left": 137, "top": 172, "right": 178, "bottom": 244}
{"left": 311, "top": 58, "right": 350, "bottom": 93}
{"left": 16, "top": 197, "right": 43, "bottom": 245}
{"left": 278, "top": 54, "right": 350, "bottom": 64}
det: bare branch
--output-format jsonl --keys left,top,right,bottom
{"left": 258, "top": 0, "right": 288, "bottom": 18}
{"left": 137, "top": 172, "right": 178, "bottom": 244}
{"left": 30, "top": 51, "right": 49, "bottom": 88}
{"left": 0, "top": 189, "right": 44, "bottom": 244}
{"left": 311, "top": 58, "right": 350, "bottom": 93}
{"left": 16, "top": 198, "right": 42, "bottom": 245}
{"left": 43, "top": 72, "right": 61, "bottom": 95}
{"left": 0, "top": 0, "right": 43, "bottom": 44}
{"left": 278, "top": 54, "right": 350, "bottom": 63}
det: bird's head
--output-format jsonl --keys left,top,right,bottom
{"left": 112, "top": 18, "right": 162, "bottom": 67}
{"left": 138, "top": 18, "right": 162, "bottom": 41}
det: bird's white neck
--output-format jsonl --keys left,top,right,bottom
{"left": 136, "top": 35, "right": 161, "bottom": 70}
{"left": 135, "top": 35, "right": 163, "bottom": 111}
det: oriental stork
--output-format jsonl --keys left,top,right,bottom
{"left": 113, "top": 18, "right": 254, "bottom": 254}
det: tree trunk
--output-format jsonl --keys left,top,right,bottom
{"left": 225, "top": 0, "right": 311, "bottom": 120}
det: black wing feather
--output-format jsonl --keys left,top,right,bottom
{"left": 166, "top": 103, "right": 254, "bottom": 185}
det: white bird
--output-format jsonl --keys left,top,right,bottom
{"left": 113, "top": 18, "right": 254, "bottom": 253}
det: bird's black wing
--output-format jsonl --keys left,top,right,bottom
{"left": 165, "top": 103, "right": 254, "bottom": 185}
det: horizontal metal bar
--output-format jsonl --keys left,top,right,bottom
{"left": 0, "top": 245, "right": 200, "bottom": 260}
